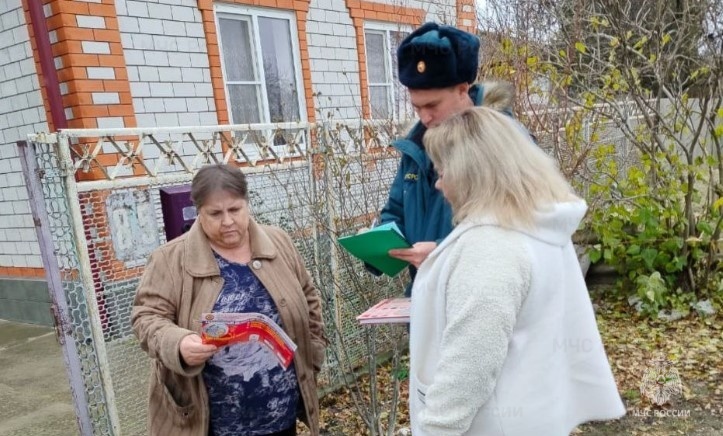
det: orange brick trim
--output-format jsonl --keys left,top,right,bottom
{"left": 40, "top": 0, "right": 136, "bottom": 131}
{"left": 23, "top": 0, "right": 140, "bottom": 181}
{"left": 198, "top": 0, "right": 315, "bottom": 125}
{"left": 345, "top": 1, "right": 424, "bottom": 119}
{"left": 0, "top": 267, "right": 46, "bottom": 279}
{"left": 456, "top": 0, "right": 476, "bottom": 33}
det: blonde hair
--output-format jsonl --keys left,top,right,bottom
{"left": 424, "top": 107, "right": 576, "bottom": 228}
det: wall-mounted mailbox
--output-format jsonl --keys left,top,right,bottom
{"left": 159, "top": 185, "right": 196, "bottom": 241}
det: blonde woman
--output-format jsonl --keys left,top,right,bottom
{"left": 408, "top": 107, "right": 626, "bottom": 435}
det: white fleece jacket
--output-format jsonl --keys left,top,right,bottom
{"left": 409, "top": 200, "right": 625, "bottom": 435}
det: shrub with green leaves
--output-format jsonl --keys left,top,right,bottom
{"left": 588, "top": 143, "right": 722, "bottom": 317}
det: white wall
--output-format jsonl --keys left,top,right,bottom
{"left": 0, "top": 0, "right": 44, "bottom": 270}
{"left": 411, "top": 0, "right": 456, "bottom": 25}
{"left": 116, "top": 0, "right": 219, "bottom": 132}
{"left": 307, "top": 0, "right": 362, "bottom": 120}
{"left": 117, "top": 0, "right": 459, "bottom": 126}
{"left": 305, "top": 0, "right": 458, "bottom": 121}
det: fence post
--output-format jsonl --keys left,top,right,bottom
{"left": 55, "top": 133, "right": 122, "bottom": 435}
{"left": 17, "top": 140, "right": 95, "bottom": 436}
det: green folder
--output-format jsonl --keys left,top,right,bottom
{"left": 337, "top": 222, "right": 411, "bottom": 277}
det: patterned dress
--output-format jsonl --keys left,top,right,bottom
{"left": 202, "top": 253, "right": 300, "bottom": 436}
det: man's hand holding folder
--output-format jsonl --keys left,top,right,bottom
{"left": 337, "top": 222, "right": 412, "bottom": 277}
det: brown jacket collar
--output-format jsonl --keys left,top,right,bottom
{"left": 183, "top": 218, "right": 278, "bottom": 277}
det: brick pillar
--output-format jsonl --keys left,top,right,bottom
{"left": 24, "top": 0, "right": 141, "bottom": 180}
{"left": 37, "top": 0, "right": 137, "bottom": 130}
{"left": 456, "top": 0, "right": 476, "bottom": 34}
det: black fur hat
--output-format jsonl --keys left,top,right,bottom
{"left": 397, "top": 22, "right": 480, "bottom": 89}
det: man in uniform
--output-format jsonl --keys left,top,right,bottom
{"left": 376, "top": 22, "right": 515, "bottom": 295}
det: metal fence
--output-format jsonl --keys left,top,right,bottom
{"left": 20, "top": 109, "right": 641, "bottom": 435}
{"left": 21, "top": 120, "right": 407, "bottom": 436}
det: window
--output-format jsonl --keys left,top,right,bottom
{"left": 364, "top": 24, "right": 411, "bottom": 120}
{"left": 215, "top": 5, "right": 306, "bottom": 125}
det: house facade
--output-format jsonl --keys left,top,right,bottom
{"left": 0, "top": 0, "right": 475, "bottom": 324}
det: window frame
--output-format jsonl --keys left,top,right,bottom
{"left": 363, "top": 21, "right": 413, "bottom": 121}
{"left": 214, "top": 4, "right": 308, "bottom": 125}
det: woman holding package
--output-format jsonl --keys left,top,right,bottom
{"left": 408, "top": 106, "right": 626, "bottom": 435}
{"left": 132, "top": 164, "right": 326, "bottom": 436}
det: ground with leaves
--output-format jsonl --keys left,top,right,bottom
{"left": 307, "top": 285, "right": 723, "bottom": 435}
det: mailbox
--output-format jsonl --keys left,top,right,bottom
{"left": 159, "top": 185, "right": 196, "bottom": 241}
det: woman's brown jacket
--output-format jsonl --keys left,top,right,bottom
{"left": 132, "top": 219, "right": 326, "bottom": 435}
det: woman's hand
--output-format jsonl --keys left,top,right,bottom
{"left": 180, "top": 334, "right": 218, "bottom": 367}
{"left": 389, "top": 242, "right": 437, "bottom": 267}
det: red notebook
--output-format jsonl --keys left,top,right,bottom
{"left": 356, "top": 297, "right": 411, "bottom": 325}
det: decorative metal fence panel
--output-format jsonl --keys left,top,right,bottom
{"left": 24, "top": 120, "right": 405, "bottom": 435}
{"left": 20, "top": 136, "right": 117, "bottom": 435}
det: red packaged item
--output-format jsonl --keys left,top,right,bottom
{"left": 200, "top": 312, "right": 297, "bottom": 368}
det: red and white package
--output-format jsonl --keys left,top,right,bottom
{"left": 200, "top": 312, "right": 297, "bottom": 368}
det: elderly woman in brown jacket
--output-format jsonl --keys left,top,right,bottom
{"left": 132, "top": 164, "right": 326, "bottom": 436}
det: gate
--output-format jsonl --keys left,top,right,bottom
{"left": 20, "top": 120, "right": 406, "bottom": 435}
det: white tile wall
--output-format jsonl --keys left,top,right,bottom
{"left": 307, "top": 0, "right": 362, "bottom": 120}
{"left": 309, "top": 0, "right": 459, "bottom": 120}
{"left": 0, "top": 2, "right": 44, "bottom": 269}
{"left": 116, "top": 0, "right": 217, "bottom": 129}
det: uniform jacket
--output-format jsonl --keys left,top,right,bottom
{"left": 132, "top": 218, "right": 326, "bottom": 436}
{"left": 378, "top": 82, "right": 515, "bottom": 293}
{"left": 409, "top": 200, "right": 626, "bottom": 435}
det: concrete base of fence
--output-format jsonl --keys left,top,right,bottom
{"left": 575, "top": 244, "right": 619, "bottom": 286}
{"left": 575, "top": 245, "right": 591, "bottom": 277}
{"left": 0, "top": 278, "right": 53, "bottom": 326}
{"left": 586, "top": 263, "right": 619, "bottom": 285}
